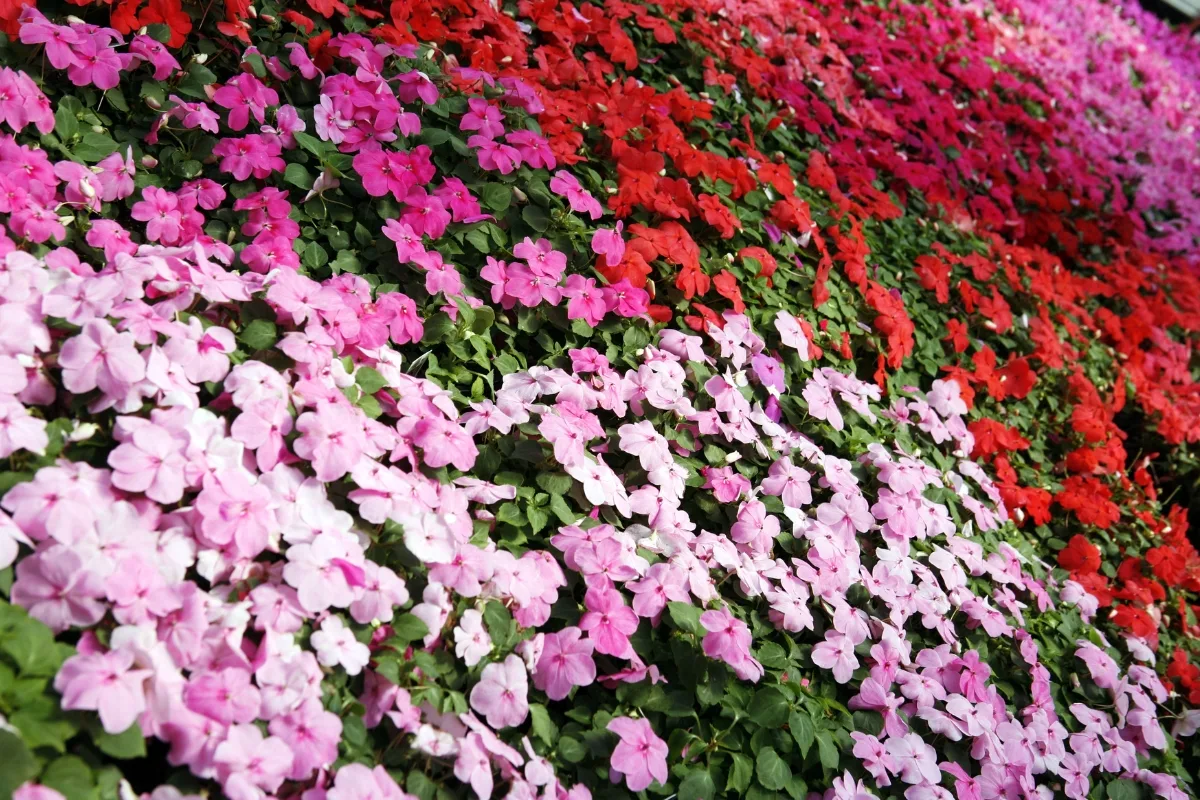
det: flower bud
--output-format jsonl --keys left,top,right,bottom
{"left": 194, "top": 52, "right": 208, "bottom": 64}
{"left": 91, "top": 125, "right": 104, "bottom": 134}
{"left": 144, "top": 95, "right": 162, "bottom": 110}
{"left": 79, "top": 180, "right": 96, "bottom": 199}
{"left": 140, "top": 155, "right": 159, "bottom": 169}
{"left": 511, "top": 187, "right": 528, "bottom": 203}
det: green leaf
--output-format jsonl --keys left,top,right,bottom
{"left": 144, "top": 23, "right": 172, "bottom": 43}
{"left": 535, "top": 473, "right": 574, "bottom": 495}
{"left": 422, "top": 313, "right": 455, "bottom": 344}
{"left": 1107, "top": 780, "right": 1143, "bottom": 800}
{"left": 747, "top": 687, "right": 790, "bottom": 728}
{"left": 330, "top": 250, "right": 361, "bottom": 274}
{"left": 481, "top": 184, "right": 513, "bottom": 213}
{"left": 726, "top": 752, "right": 753, "bottom": 794}
{"left": 755, "top": 747, "right": 791, "bottom": 791}
{"left": 816, "top": 731, "right": 840, "bottom": 771}
{"left": 483, "top": 601, "right": 513, "bottom": 646}
{"left": 667, "top": 601, "right": 703, "bottom": 635}
{"left": 355, "top": 367, "right": 388, "bottom": 395}
{"left": 0, "top": 731, "right": 38, "bottom": 798}
{"left": 41, "top": 756, "right": 96, "bottom": 800}
{"left": 293, "top": 131, "right": 329, "bottom": 157}
{"left": 529, "top": 703, "right": 557, "bottom": 746}
{"left": 558, "top": 736, "right": 586, "bottom": 762}
{"left": 389, "top": 614, "right": 430, "bottom": 646}
{"left": 2, "top": 612, "right": 65, "bottom": 677}
{"left": 91, "top": 723, "right": 146, "bottom": 759}
{"left": 521, "top": 205, "right": 550, "bottom": 232}
{"left": 238, "top": 319, "right": 277, "bottom": 351}
{"left": 55, "top": 103, "right": 79, "bottom": 141}
{"left": 679, "top": 769, "right": 716, "bottom": 800}
{"left": 788, "top": 710, "right": 815, "bottom": 757}
{"left": 73, "top": 132, "right": 120, "bottom": 163}
{"left": 285, "top": 163, "right": 313, "bottom": 188}
{"left": 175, "top": 63, "right": 218, "bottom": 99}
{"left": 407, "top": 770, "right": 437, "bottom": 800}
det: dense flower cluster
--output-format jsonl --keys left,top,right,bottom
{"left": 0, "top": 0, "right": 1198, "bottom": 800}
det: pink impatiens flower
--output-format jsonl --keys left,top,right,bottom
{"left": 533, "top": 626, "right": 596, "bottom": 700}
{"left": 213, "top": 724, "right": 294, "bottom": 800}
{"left": 11, "top": 546, "right": 106, "bottom": 632}
{"left": 327, "top": 764, "right": 411, "bottom": 800}
{"left": 58, "top": 320, "right": 145, "bottom": 397}
{"left": 812, "top": 631, "right": 860, "bottom": 684}
{"left": 607, "top": 716, "right": 668, "bottom": 792}
{"left": 130, "top": 186, "right": 184, "bottom": 245}
{"left": 108, "top": 422, "right": 189, "bottom": 503}
{"left": 311, "top": 615, "right": 371, "bottom": 676}
{"left": 54, "top": 647, "right": 151, "bottom": 734}
{"left": 469, "top": 654, "right": 529, "bottom": 729}
{"left": 579, "top": 584, "right": 638, "bottom": 658}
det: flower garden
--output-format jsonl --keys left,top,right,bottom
{"left": 0, "top": 0, "right": 1199, "bottom": 797}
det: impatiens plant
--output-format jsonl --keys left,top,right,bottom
{"left": 0, "top": 1, "right": 1199, "bottom": 800}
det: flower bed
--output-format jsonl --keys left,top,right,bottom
{"left": 0, "top": 0, "right": 1198, "bottom": 799}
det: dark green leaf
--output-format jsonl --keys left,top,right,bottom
{"left": 755, "top": 747, "right": 791, "bottom": 791}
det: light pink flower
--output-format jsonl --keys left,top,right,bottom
{"left": 533, "top": 626, "right": 595, "bottom": 700}
{"left": 607, "top": 716, "right": 668, "bottom": 792}
{"left": 470, "top": 654, "right": 529, "bottom": 729}
{"left": 54, "top": 648, "right": 151, "bottom": 734}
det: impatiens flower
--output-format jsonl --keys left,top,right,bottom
{"left": 311, "top": 615, "right": 371, "bottom": 675}
{"left": 578, "top": 584, "right": 638, "bottom": 658}
{"left": 108, "top": 422, "right": 188, "bottom": 503}
{"left": 469, "top": 654, "right": 529, "bottom": 729}
{"left": 130, "top": 186, "right": 184, "bottom": 244}
{"left": 607, "top": 716, "right": 668, "bottom": 792}
{"left": 533, "top": 626, "right": 596, "bottom": 700}
{"left": 213, "top": 724, "right": 294, "bottom": 800}
{"left": 812, "top": 631, "right": 860, "bottom": 684}
{"left": 454, "top": 733, "right": 494, "bottom": 800}
{"left": 213, "top": 73, "right": 279, "bottom": 131}
{"left": 58, "top": 320, "right": 145, "bottom": 397}
{"left": 591, "top": 222, "right": 626, "bottom": 267}
{"left": 549, "top": 170, "right": 602, "bottom": 219}
{"left": 269, "top": 698, "right": 343, "bottom": 781}
{"left": 54, "top": 647, "right": 151, "bottom": 734}
{"left": 700, "top": 607, "right": 763, "bottom": 681}
{"left": 327, "top": 764, "right": 411, "bottom": 800}
{"left": 184, "top": 668, "right": 262, "bottom": 724}
{"left": 11, "top": 545, "right": 106, "bottom": 632}
{"left": 885, "top": 733, "right": 941, "bottom": 785}
{"left": 454, "top": 608, "right": 493, "bottom": 666}
{"left": 194, "top": 468, "right": 277, "bottom": 557}
{"left": 294, "top": 401, "right": 367, "bottom": 481}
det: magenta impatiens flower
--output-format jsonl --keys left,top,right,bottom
{"left": 533, "top": 626, "right": 596, "bottom": 700}
{"left": 607, "top": 716, "right": 668, "bottom": 792}
{"left": 469, "top": 653, "right": 529, "bottom": 729}
{"left": 212, "top": 73, "right": 279, "bottom": 131}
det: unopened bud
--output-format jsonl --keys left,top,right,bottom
{"left": 137, "top": 26, "right": 148, "bottom": 35}
{"left": 248, "top": 4, "right": 257, "bottom": 17}
{"left": 140, "top": 155, "right": 158, "bottom": 169}
{"left": 260, "top": 13, "right": 275, "bottom": 22}
{"left": 511, "top": 187, "right": 527, "bottom": 203}
{"left": 144, "top": 95, "right": 161, "bottom": 110}
{"left": 194, "top": 52, "right": 209, "bottom": 64}
{"left": 66, "top": 15, "right": 85, "bottom": 24}
{"left": 79, "top": 180, "right": 96, "bottom": 199}
{"left": 595, "top": 103, "right": 608, "bottom": 112}
{"left": 91, "top": 125, "right": 104, "bottom": 134}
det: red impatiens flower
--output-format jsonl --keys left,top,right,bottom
{"left": 1111, "top": 604, "right": 1156, "bottom": 639}
{"left": 1058, "top": 535, "right": 1101, "bottom": 575}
